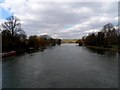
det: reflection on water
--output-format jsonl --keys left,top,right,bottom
{"left": 84, "top": 47, "right": 117, "bottom": 57}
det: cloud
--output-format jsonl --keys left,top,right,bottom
{"left": 85, "top": 29, "right": 100, "bottom": 33}
{"left": 0, "top": 1, "right": 118, "bottom": 39}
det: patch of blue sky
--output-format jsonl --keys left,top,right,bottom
{"left": 64, "top": 25, "right": 73, "bottom": 29}
{"left": 0, "top": 0, "right": 4, "bottom": 3}
{"left": 0, "top": 8, "right": 13, "bottom": 19}
{"left": 64, "top": 24, "right": 78, "bottom": 29}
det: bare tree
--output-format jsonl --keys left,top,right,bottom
{"left": 1, "top": 16, "right": 26, "bottom": 51}
{"left": 1, "top": 16, "right": 25, "bottom": 37}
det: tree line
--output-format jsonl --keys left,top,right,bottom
{"left": 76, "top": 23, "right": 120, "bottom": 51}
{"left": 1, "top": 16, "right": 61, "bottom": 53}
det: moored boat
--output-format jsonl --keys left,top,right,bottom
{"left": 2, "top": 51, "right": 16, "bottom": 58}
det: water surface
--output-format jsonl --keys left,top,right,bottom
{"left": 2, "top": 44, "right": 118, "bottom": 88}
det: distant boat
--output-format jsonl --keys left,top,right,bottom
{"left": 2, "top": 51, "right": 16, "bottom": 58}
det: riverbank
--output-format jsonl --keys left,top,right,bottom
{"left": 85, "top": 45, "right": 120, "bottom": 52}
{"left": 2, "top": 44, "right": 62, "bottom": 58}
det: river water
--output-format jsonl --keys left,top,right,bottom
{"left": 2, "top": 43, "right": 118, "bottom": 88}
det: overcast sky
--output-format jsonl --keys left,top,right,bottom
{"left": 0, "top": 0, "right": 118, "bottom": 39}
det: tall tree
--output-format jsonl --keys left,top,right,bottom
{"left": 1, "top": 16, "right": 22, "bottom": 37}
{"left": 1, "top": 16, "right": 26, "bottom": 52}
{"left": 97, "top": 32, "right": 105, "bottom": 47}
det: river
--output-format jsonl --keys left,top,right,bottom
{"left": 2, "top": 43, "right": 118, "bottom": 88}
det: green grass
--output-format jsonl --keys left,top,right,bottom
{"left": 62, "top": 39, "right": 77, "bottom": 43}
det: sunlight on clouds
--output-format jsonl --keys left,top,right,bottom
{"left": 40, "top": 33, "right": 49, "bottom": 35}
{"left": 85, "top": 29, "right": 100, "bottom": 33}
{"left": 52, "top": 34, "right": 59, "bottom": 38}
{"left": 114, "top": 17, "right": 118, "bottom": 22}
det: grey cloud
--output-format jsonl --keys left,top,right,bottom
{"left": 1, "top": 1, "right": 117, "bottom": 39}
